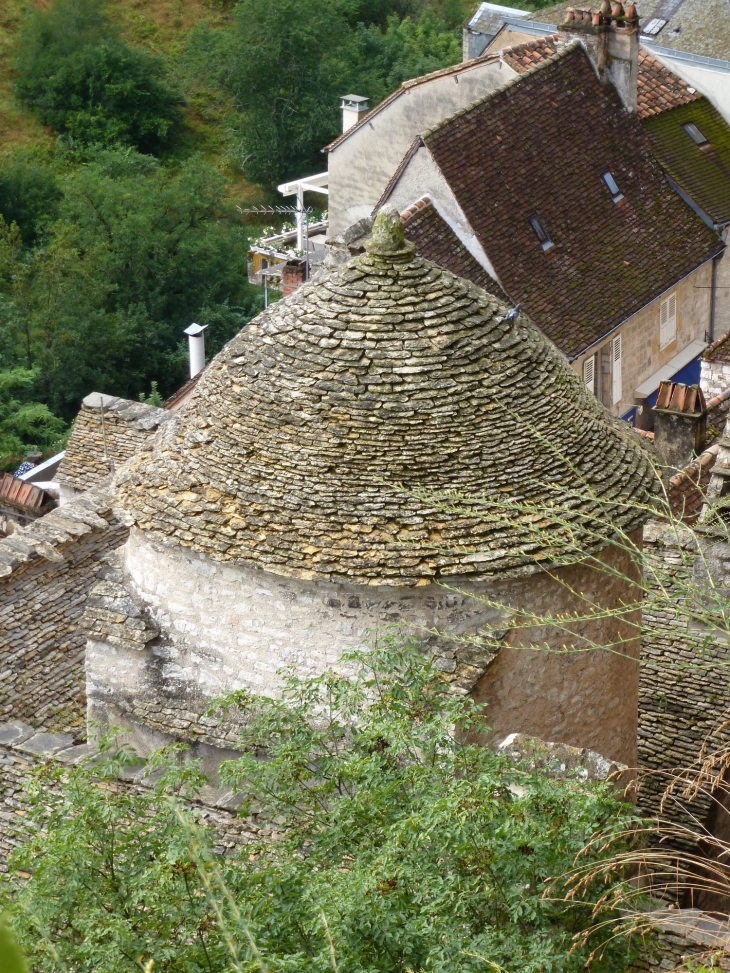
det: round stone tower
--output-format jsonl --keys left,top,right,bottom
{"left": 86, "top": 210, "right": 656, "bottom": 766}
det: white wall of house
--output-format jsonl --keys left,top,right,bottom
{"left": 327, "top": 57, "right": 517, "bottom": 237}
{"left": 382, "top": 146, "right": 500, "bottom": 281}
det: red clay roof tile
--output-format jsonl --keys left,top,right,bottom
{"left": 420, "top": 45, "right": 722, "bottom": 358}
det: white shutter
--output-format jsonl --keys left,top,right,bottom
{"left": 612, "top": 334, "right": 622, "bottom": 405}
{"left": 583, "top": 354, "right": 595, "bottom": 394}
{"left": 660, "top": 293, "right": 677, "bottom": 348}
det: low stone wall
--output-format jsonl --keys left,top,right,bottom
{"left": 0, "top": 720, "right": 269, "bottom": 875}
{"left": 638, "top": 521, "right": 730, "bottom": 842}
{"left": 0, "top": 491, "right": 128, "bottom": 734}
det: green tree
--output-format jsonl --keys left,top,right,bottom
{"left": 2, "top": 639, "right": 640, "bottom": 972}
{"left": 14, "top": 0, "right": 183, "bottom": 153}
{"left": 0, "top": 368, "right": 66, "bottom": 469}
{"left": 0, "top": 150, "right": 260, "bottom": 417}
{"left": 0, "top": 153, "right": 62, "bottom": 247}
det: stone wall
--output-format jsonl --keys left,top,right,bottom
{"left": 327, "top": 56, "right": 515, "bottom": 236}
{"left": 0, "top": 490, "right": 127, "bottom": 734}
{"left": 0, "top": 720, "right": 269, "bottom": 874}
{"left": 638, "top": 521, "right": 730, "bottom": 837}
{"left": 57, "top": 394, "right": 171, "bottom": 501}
{"left": 85, "top": 527, "right": 643, "bottom": 766}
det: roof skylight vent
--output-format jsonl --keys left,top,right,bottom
{"left": 602, "top": 171, "right": 624, "bottom": 203}
{"left": 683, "top": 122, "right": 709, "bottom": 146}
{"left": 528, "top": 214, "right": 554, "bottom": 251}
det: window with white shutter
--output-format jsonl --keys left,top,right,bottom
{"left": 660, "top": 293, "right": 677, "bottom": 349}
{"left": 612, "top": 334, "right": 622, "bottom": 404}
{"left": 583, "top": 354, "right": 595, "bottom": 394}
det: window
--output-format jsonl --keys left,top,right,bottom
{"left": 660, "top": 293, "right": 677, "bottom": 348}
{"left": 528, "top": 214, "right": 554, "bottom": 251}
{"left": 583, "top": 354, "right": 595, "bottom": 394}
{"left": 612, "top": 334, "right": 622, "bottom": 405}
{"left": 602, "top": 171, "right": 624, "bottom": 203}
{"left": 683, "top": 122, "right": 708, "bottom": 146}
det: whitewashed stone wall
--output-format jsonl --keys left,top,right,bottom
{"left": 85, "top": 527, "right": 643, "bottom": 766}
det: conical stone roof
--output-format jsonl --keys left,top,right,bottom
{"left": 115, "top": 209, "right": 657, "bottom": 586}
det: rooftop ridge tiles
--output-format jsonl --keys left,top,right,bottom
{"left": 422, "top": 41, "right": 580, "bottom": 142}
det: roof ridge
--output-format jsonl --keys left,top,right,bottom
{"left": 325, "top": 52, "right": 503, "bottom": 153}
{"left": 423, "top": 40, "right": 580, "bottom": 142}
{"left": 0, "top": 487, "right": 117, "bottom": 578}
{"left": 496, "top": 32, "right": 560, "bottom": 59}
{"left": 400, "top": 195, "right": 433, "bottom": 225}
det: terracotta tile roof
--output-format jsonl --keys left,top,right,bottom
{"left": 163, "top": 373, "right": 202, "bottom": 410}
{"left": 0, "top": 475, "right": 54, "bottom": 517}
{"left": 643, "top": 96, "right": 730, "bottom": 226}
{"left": 667, "top": 443, "right": 718, "bottom": 523}
{"left": 636, "top": 49, "right": 701, "bottom": 119}
{"left": 400, "top": 196, "right": 508, "bottom": 301}
{"left": 501, "top": 35, "right": 559, "bottom": 72}
{"left": 705, "top": 329, "right": 730, "bottom": 363}
{"left": 420, "top": 44, "right": 722, "bottom": 358}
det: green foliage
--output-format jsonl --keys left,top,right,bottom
{"left": 356, "top": 11, "right": 462, "bottom": 104}
{"left": 14, "top": 0, "right": 183, "bottom": 153}
{"left": 0, "top": 367, "right": 66, "bottom": 469}
{"left": 0, "top": 915, "right": 28, "bottom": 973}
{"left": 192, "top": 0, "right": 463, "bottom": 187}
{"left": 3, "top": 639, "right": 641, "bottom": 972}
{"left": 0, "top": 150, "right": 261, "bottom": 417}
{"left": 139, "top": 380, "right": 164, "bottom": 406}
{"left": 0, "top": 152, "right": 62, "bottom": 246}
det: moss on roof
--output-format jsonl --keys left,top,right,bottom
{"left": 643, "top": 97, "right": 730, "bottom": 225}
{"left": 114, "top": 213, "right": 657, "bottom": 587}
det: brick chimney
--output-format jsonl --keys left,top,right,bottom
{"left": 653, "top": 380, "right": 707, "bottom": 471}
{"left": 558, "top": 4, "right": 639, "bottom": 113}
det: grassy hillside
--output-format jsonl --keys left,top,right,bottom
{"left": 0, "top": 0, "right": 265, "bottom": 200}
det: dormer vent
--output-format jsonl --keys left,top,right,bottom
{"left": 602, "top": 171, "right": 624, "bottom": 202}
{"left": 528, "top": 214, "right": 554, "bottom": 251}
{"left": 683, "top": 122, "right": 708, "bottom": 146}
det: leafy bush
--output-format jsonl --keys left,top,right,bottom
{"left": 14, "top": 0, "right": 183, "bottom": 153}
{"left": 0, "top": 153, "right": 61, "bottom": 246}
{"left": 2, "top": 639, "right": 641, "bottom": 972}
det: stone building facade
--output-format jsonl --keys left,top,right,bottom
{"left": 57, "top": 393, "right": 171, "bottom": 504}
{"left": 80, "top": 210, "right": 657, "bottom": 767}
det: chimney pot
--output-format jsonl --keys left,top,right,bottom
{"left": 592, "top": 11, "right": 602, "bottom": 26}
{"left": 340, "top": 94, "right": 370, "bottom": 133}
{"left": 600, "top": 0, "right": 611, "bottom": 13}
{"left": 565, "top": 6, "right": 575, "bottom": 21}
{"left": 183, "top": 322, "right": 208, "bottom": 378}
{"left": 624, "top": 2, "right": 637, "bottom": 18}
{"left": 611, "top": 2, "right": 624, "bottom": 17}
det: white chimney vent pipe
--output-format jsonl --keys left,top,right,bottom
{"left": 184, "top": 322, "right": 208, "bottom": 378}
{"left": 341, "top": 94, "right": 370, "bottom": 132}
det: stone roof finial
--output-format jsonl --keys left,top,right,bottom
{"left": 367, "top": 204, "right": 415, "bottom": 257}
